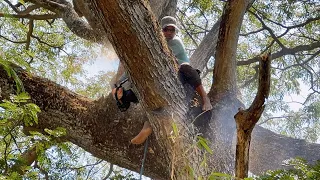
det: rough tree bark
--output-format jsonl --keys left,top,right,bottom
{"left": 235, "top": 54, "right": 271, "bottom": 178}
{"left": 1, "top": 0, "right": 320, "bottom": 179}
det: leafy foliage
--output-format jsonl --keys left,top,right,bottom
{"left": 0, "top": 1, "right": 103, "bottom": 88}
{"left": 0, "top": 92, "right": 128, "bottom": 179}
{"left": 256, "top": 158, "right": 320, "bottom": 180}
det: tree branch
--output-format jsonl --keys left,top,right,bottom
{"left": 257, "top": 115, "right": 294, "bottom": 126}
{"left": 4, "top": 0, "right": 20, "bottom": 13}
{"left": 26, "top": 20, "right": 34, "bottom": 50}
{"left": 102, "top": 163, "right": 113, "bottom": 180}
{"left": 0, "top": 34, "right": 27, "bottom": 44}
{"left": 238, "top": 41, "right": 320, "bottom": 66}
{"left": 190, "top": 0, "right": 255, "bottom": 72}
{"left": 240, "top": 28, "right": 264, "bottom": 36}
{"left": 0, "top": 12, "right": 59, "bottom": 20}
{"left": 27, "top": 0, "right": 107, "bottom": 43}
{"left": 11, "top": 146, "right": 37, "bottom": 175}
{"left": 250, "top": 126, "right": 320, "bottom": 175}
{"left": 190, "top": 18, "right": 220, "bottom": 71}
{"left": 149, "top": 0, "right": 177, "bottom": 19}
{"left": 177, "top": 14, "right": 199, "bottom": 47}
{"left": 235, "top": 53, "right": 271, "bottom": 178}
{"left": 249, "top": 9, "right": 285, "bottom": 49}
{"left": 19, "top": 5, "right": 42, "bottom": 15}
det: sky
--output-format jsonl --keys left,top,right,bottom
{"left": 84, "top": 55, "right": 119, "bottom": 76}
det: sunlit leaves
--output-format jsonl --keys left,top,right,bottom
{"left": 177, "top": 0, "right": 224, "bottom": 52}
{"left": 0, "top": 93, "right": 40, "bottom": 126}
{"left": 0, "top": 1, "right": 102, "bottom": 89}
{"left": 197, "top": 136, "right": 213, "bottom": 154}
{"left": 257, "top": 158, "right": 320, "bottom": 180}
{"left": 191, "top": 0, "right": 215, "bottom": 12}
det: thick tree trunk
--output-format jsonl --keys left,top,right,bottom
{"left": 89, "top": 1, "right": 208, "bottom": 178}
{"left": 149, "top": 0, "right": 177, "bottom": 19}
{"left": 198, "top": 0, "right": 252, "bottom": 173}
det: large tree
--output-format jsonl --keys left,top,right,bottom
{"left": 0, "top": 0, "right": 319, "bottom": 179}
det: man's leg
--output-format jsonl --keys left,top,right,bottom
{"left": 195, "top": 85, "right": 212, "bottom": 111}
{"left": 131, "top": 121, "right": 152, "bottom": 144}
{"left": 179, "top": 64, "right": 212, "bottom": 111}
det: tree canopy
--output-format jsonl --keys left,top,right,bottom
{"left": 0, "top": 0, "right": 319, "bottom": 179}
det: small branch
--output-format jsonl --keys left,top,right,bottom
{"left": 4, "top": 0, "right": 20, "bottom": 13}
{"left": 261, "top": 40, "right": 275, "bottom": 54}
{"left": 258, "top": 115, "right": 294, "bottom": 125}
{"left": 70, "top": 160, "right": 104, "bottom": 170}
{"left": 293, "top": 54, "right": 320, "bottom": 94}
{"left": 201, "top": 66, "right": 213, "bottom": 79}
{"left": 177, "top": 15, "right": 199, "bottom": 47}
{"left": 240, "top": 28, "right": 264, "bottom": 36}
{"left": 27, "top": 0, "right": 66, "bottom": 13}
{"left": 19, "top": 5, "right": 42, "bottom": 15}
{"left": 0, "top": 12, "right": 59, "bottom": 20}
{"left": 254, "top": 7, "right": 320, "bottom": 30}
{"left": 30, "top": 34, "right": 69, "bottom": 55}
{"left": 251, "top": 6, "right": 319, "bottom": 40}
{"left": 26, "top": 20, "right": 34, "bottom": 50}
{"left": 276, "top": 50, "right": 320, "bottom": 71}
{"left": 102, "top": 163, "right": 114, "bottom": 180}
{"left": 3, "top": 136, "right": 12, "bottom": 175}
{"left": 11, "top": 130, "right": 23, "bottom": 154}
{"left": 0, "top": 34, "right": 27, "bottom": 44}
{"left": 28, "top": 0, "right": 105, "bottom": 43}
{"left": 249, "top": 9, "right": 285, "bottom": 49}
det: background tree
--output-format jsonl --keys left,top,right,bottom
{"left": 0, "top": 0, "right": 319, "bottom": 179}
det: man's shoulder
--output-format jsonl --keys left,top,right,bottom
{"left": 168, "top": 36, "right": 183, "bottom": 46}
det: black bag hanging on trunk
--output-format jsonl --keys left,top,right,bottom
{"left": 113, "top": 78, "right": 138, "bottom": 112}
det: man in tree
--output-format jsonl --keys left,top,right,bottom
{"left": 130, "top": 16, "right": 213, "bottom": 144}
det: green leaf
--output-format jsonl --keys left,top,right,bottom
{"left": 200, "top": 153, "right": 207, "bottom": 167}
{"left": 209, "top": 172, "right": 233, "bottom": 178}
{"left": 18, "top": 0, "right": 25, "bottom": 5}
{"left": 16, "top": 92, "right": 30, "bottom": 102}
{"left": 185, "top": 165, "right": 195, "bottom": 179}
{"left": 0, "top": 101, "right": 17, "bottom": 110}
{"left": 197, "top": 136, "right": 213, "bottom": 154}
{"left": 44, "top": 127, "right": 66, "bottom": 137}
{"left": 172, "top": 122, "right": 179, "bottom": 137}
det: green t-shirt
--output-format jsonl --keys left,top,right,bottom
{"left": 167, "top": 36, "right": 190, "bottom": 65}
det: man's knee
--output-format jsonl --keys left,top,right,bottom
{"left": 179, "top": 64, "right": 201, "bottom": 88}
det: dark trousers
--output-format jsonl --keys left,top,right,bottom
{"left": 178, "top": 64, "right": 202, "bottom": 88}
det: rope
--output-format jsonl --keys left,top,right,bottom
{"left": 139, "top": 137, "right": 149, "bottom": 180}
{"left": 191, "top": 109, "right": 211, "bottom": 124}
